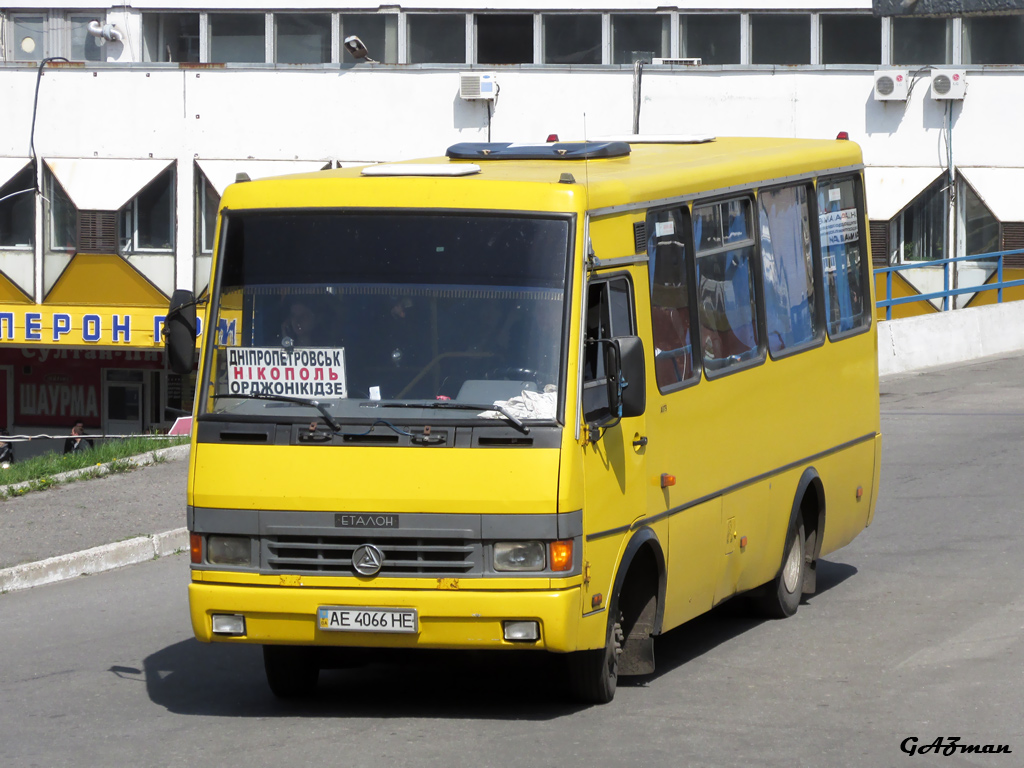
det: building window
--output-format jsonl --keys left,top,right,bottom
{"left": 751, "top": 14, "right": 810, "bottom": 65}
{"left": 209, "top": 13, "right": 266, "bottom": 64}
{"left": 962, "top": 181, "right": 1000, "bottom": 258}
{"left": 340, "top": 13, "right": 398, "bottom": 64}
{"left": 611, "top": 14, "right": 669, "bottom": 65}
{"left": 894, "top": 175, "right": 947, "bottom": 263}
{"left": 276, "top": 14, "right": 330, "bottom": 64}
{"left": 47, "top": 172, "right": 77, "bottom": 252}
{"left": 198, "top": 176, "right": 219, "bottom": 255}
{"left": 477, "top": 14, "right": 533, "bottom": 64}
{"left": 892, "top": 17, "right": 951, "bottom": 66}
{"left": 142, "top": 13, "right": 200, "bottom": 63}
{"left": 964, "top": 15, "right": 1024, "bottom": 65}
{"left": 68, "top": 14, "right": 105, "bottom": 62}
{"left": 120, "top": 168, "right": 174, "bottom": 254}
{"left": 821, "top": 15, "right": 881, "bottom": 65}
{"left": 758, "top": 184, "right": 820, "bottom": 356}
{"left": 0, "top": 166, "right": 35, "bottom": 249}
{"left": 8, "top": 14, "right": 45, "bottom": 61}
{"left": 543, "top": 14, "right": 601, "bottom": 64}
{"left": 681, "top": 14, "right": 741, "bottom": 65}
{"left": 407, "top": 14, "right": 466, "bottom": 64}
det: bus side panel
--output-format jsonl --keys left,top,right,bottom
{"left": 817, "top": 439, "right": 877, "bottom": 557}
{"left": 662, "top": 497, "right": 722, "bottom": 631}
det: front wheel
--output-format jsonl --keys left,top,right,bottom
{"left": 754, "top": 521, "right": 806, "bottom": 619}
{"left": 567, "top": 617, "right": 623, "bottom": 704}
{"left": 263, "top": 645, "right": 319, "bottom": 699}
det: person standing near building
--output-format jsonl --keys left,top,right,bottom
{"left": 63, "top": 422, "right": 94, "bottom": 455}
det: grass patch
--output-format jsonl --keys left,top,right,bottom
{"left": 0, "top": 435, "right": 188, "bottom": 490}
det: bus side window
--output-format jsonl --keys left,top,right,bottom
{"left": 758, "top": 184, "right": 821, "bottom": 356}
{"left": 583, "top": 276, "right": 635, "bottom": 421}
{"left": 817, "top": 176, "right": 869, "bottom": 337}
{"left": 693, "top": 198, "right": 762, "bottom": 374}
{"left": 647, "top": 207, "right": 698, "bottom": 389}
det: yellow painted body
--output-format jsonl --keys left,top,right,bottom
{"left": 188, "top": 137, "right": 881, "bottom": 657}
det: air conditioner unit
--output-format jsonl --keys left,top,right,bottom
{"left": 873, "top": 70, "right": 909, "bottom": 101}
{"left": 930, "top": 69, "right": 966, "bottom": 100}
{"left": 651, "top": 57, "right": 702, "bottom": 66}
{"left": 459, "top": 72, "right": 497, "bottom": 100}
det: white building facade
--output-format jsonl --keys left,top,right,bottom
{"left": 0, "top": 1, "right": 1022, "bottom": 439}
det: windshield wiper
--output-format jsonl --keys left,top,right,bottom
{"left": 213, "top": 393, "right": 341, "bottom": 433}
{"left": 371, "top": 401, "right": 530, "bottom": 434}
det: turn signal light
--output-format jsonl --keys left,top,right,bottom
{"left": 550, "top": 540, "right": 573, "bottom": 571}
{"left": 190, "top": 533, "right": 202, "bottom": 564}
{"left": 661, "top": 473, "right": 676, "bottom": 488}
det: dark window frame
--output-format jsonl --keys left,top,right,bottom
{"left": 816, "top": 173, "right": 873, "bottom": 342}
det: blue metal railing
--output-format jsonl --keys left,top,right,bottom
{"left": 874, "top": 248, "right": 1024, "bottom": 320}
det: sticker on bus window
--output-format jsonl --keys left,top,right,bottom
{"left": 828, "top": 188, "right": 842, "bottom": 202}
{"left": 655, "top": 220, "right": 675, "bottom": 237}
{"left": 226, "top": 347, "right": 347, "bottom": 399}
{"left": 819, "top": 208, "right": 859, "bottom": 247}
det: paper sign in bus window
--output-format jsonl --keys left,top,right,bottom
{"left": 819, "top": 209, "right": 859, "bottom": 248}
{"left": 226, "top": 347, "right": 347, "bottom": 399}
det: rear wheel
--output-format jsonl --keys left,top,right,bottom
{"left": 567, "top": 616, "right": 623, "bottom": 704}
{"left": 263, "top": 645, "right": 319, "bottom": 699}
{"left": 755, "top": 521, "right": 806, "bottom": 619}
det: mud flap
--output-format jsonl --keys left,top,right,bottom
{"left": 618, "top": 594, "right": 657, "bottom": 676}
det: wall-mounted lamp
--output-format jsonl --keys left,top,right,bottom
{"left": 344, "top": 35, "right": 377, "bottom": 64}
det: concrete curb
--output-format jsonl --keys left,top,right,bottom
{"left": 0, "top": 527, "right": 188, "bottom": 593}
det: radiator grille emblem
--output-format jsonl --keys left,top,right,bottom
{"left": 352, "top": 544, "right": 384, "bottom": 576}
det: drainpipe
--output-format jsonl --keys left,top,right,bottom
{"left": 632, "top": 60, "right": 643, "bottom": 134}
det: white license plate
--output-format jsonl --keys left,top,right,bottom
{"left": 317, "top": 606, "right": 418, "bottom": 634}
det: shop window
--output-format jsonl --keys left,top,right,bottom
{"left": 962, "top": 181, "right": 1000, "bottom": 258}
{"left": 47, "top": 172, "right": 77, "bottom": 252}
{"left": 681, "top": 14, "right": 740, "bottom": 65}
{"left": 8, "top": 14, "right": 45, "bottom": 61}
{"left": 407, "top": 14, "right": 466, "bottom": 64}
{"left": 276, "top": 13, "right": 330, "bottom": 64}
{"left": 818, "top": 177, "right": 869, "bottom": 337}
{"left": 751, "top": 14, "right": 810, "bottom": 65}
{"left": 340, "top": 13, "right": 398, "bottom": 64}
{"left": 142, "top": 13, "right": 200, "bottom": 63}
{"left": 694, "top": 198, "right": 762, "bottom": 373}
{"left": 209, "top": 13, "right": 266, "bottom": 64}
{"left": 477, "top": 14, "right": 533, "bottom": 64}
{"left": 67, "top": 14, "right": 105, "bottom": 62}
{"left": 758, "top": 184, "right": 820, "bottom": 356}
{"left": 0, "top": 166, "right": 35, "bottom": 249}
{"left": 894, "top": 175, "right": 947, "bottom": 263}
{"left": 893, "top": 17, "right": 950, "bottom": 66}
{"left": 964, "top": 15, "right": 1024, "bottom": 65}
{"left": 647, "top": 207, "right": 698, "bottom": 389}
{"left": 543, "top": 14, "right": 601, "bottom": 64}
{"left": 120, "top": 168, "right": 174, "bottom": 254}
{"left": 821, "top": 15, "right": 881, "bottom": 65}
{"left": 611, "top": 14, "right": 669, "bottom": 65}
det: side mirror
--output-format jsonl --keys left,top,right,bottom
{"left": 614, "top": 335, "right": 646, "bottom": 418}
{"left": 584, "top": 335, "right": 646, "bottom": 439}
{"left": 165, "top": 289, "right": 197, "bottom": 375}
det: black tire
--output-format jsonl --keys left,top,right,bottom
{"left": 755, "top": 521, "right": 806, "bottom": 619}
{"left": 263, "top": 645, "right": 320, "bottom": 699}
{"left": 567, "top": 616, "right": 623, "bottom": 704}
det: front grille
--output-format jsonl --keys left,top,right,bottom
{"left": 264, "top": 535, "right": 478, "bottom": 576}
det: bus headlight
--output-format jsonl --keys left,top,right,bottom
{"left": 207, "top": 535, "right": 251, "bottom": 566}
{"left": 493, "top": 541, "right": 546, "bottom": 571}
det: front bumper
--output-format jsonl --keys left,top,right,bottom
{"left": 189, "top": 580, "right": 584, "bottom": 652}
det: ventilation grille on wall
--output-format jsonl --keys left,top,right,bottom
{"left": 1002, "top": 222, "right": 1024, "bottom": 268}
{"left": 869, "top": 221, "right": 890, "bottom": 268}
{"left": 633, "top": 221, "right": 647, "bottom": 253}
{"left": 77, "top": 211, "right": 118, "bottom": 253}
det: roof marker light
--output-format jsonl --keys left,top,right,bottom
{"left": 836, "top": 131, "right": 850, "bottom": 140}
{"left": 547, "top": 134, "right": 559, "bottom": 142}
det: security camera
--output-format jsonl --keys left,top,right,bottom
{"left": 344, "top": 35, "right": 377, "bottom": 63}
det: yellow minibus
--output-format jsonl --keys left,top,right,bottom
{"left": 166, "top": 135, "right": 881, "bottom": 704}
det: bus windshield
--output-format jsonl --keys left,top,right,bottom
{"left": 203, "top": 211, "right": 572, "bottom": 423}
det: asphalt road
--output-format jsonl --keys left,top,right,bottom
{"left": 1, "top": 354, "right": 1022, "bottom": 767}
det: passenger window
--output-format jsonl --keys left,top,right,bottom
{"left": 694, "top": 198, "right": 762, "bottom": 374}
{"left": 817, "top": 177, "right": 869, "bottom": 337}
{"left": 758, "top": 184, "right": 821, "bottom": 356}
{"left": 647, "top": 207, "right": 698, "bottom": 389}
{"left": 583, "top": 276, "right": 635, "bottom": 422}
